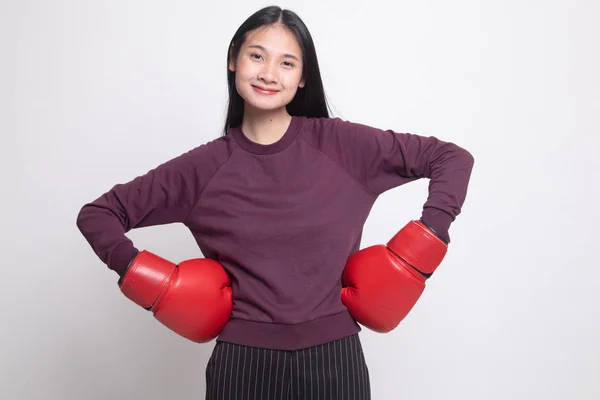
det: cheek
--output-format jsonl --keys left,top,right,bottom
{"left": 283, "top": 70, "right": 304, "bottom": 88}
{"left": 236, "top": 58, "right": 258, "bottom": 79}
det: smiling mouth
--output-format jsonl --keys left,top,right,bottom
{"left": 252, "top": 86, "right": 279, "bottom": 95}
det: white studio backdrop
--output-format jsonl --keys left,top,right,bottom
{"left": 2, "top": 0, "right": 599, "bottom": 399}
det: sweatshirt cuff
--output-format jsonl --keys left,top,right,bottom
{"left": 110, "top": 241, "right": 139, "bottom": 277}
{"left": 420, "top": 209, "right": 454, "bottom": 244}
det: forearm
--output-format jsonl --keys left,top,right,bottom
{"left": 76, "top": 200, "right": 139, "bottom": 276}
{"left": 421, "top": 142, "right": 475, "bottom": 243}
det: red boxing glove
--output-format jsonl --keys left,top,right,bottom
{"left": 341, "top": 220, "right": 447, "bottom": 333}
{"left": 118, "top": 250, "right": 233, "bottom": 343}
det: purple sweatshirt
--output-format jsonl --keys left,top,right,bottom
{"left": 76, "top": 116, "right": 474, "bottom": 350}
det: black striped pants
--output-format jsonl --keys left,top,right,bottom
{"left": 205, "top": 334, "right": 371, "bottom": 399}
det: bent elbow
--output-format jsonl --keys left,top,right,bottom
{"left": 75, "top": 204, "right": 90, "bottom": 234}
{"left": 452, "top": 143, "right": 475, "bottom": 171}
{"left": 463, "top": 147, "right": 475, "bottom": 169}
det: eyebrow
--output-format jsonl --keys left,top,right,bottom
{"left": 247, "top": 44, "right": 300, "bottom": 62}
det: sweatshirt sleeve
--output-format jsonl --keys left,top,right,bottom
{"left": 315, "top": 117, "right": 475, "bottom": 243}
{"left": 76, "top": 147, "right": 206, "bottom": 276}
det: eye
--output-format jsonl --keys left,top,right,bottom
{"left": 282, "top": 61, "right": 294, "bottom": 68}
{"left": 250, "top": 53, "right": 263, "bottom": 60}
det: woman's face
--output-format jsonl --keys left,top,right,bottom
{"left": 229, "top": 24, "right": 305, "bottom": 113}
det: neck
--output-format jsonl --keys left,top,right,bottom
{"left": 241, "top": 107, "right": 292, "bottom": 145}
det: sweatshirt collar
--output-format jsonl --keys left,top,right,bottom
{"left": 229, "top": 116, "right": 303, "bottom": 155}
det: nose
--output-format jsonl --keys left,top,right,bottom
{"left": 258, "top": 62, "right": 278, "bottom": 84}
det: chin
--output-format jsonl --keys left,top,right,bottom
{"left": 243, "top": 95, "right": 293, "bottom": 112}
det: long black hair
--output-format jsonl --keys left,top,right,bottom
{"left": 223, "top": 6, "right": 331, "bottom": 135}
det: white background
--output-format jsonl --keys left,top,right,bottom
{"left": 2, "top": 0, "right": 599, "bottom": 399}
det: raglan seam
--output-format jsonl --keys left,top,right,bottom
{"left": 298, "top": 133, "right": 378, "bottom": 200}
{"left": 183, "top": 141, "right": 238, "bottom": 225}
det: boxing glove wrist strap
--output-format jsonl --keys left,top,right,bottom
{"left": 118, "top": 250, "right": 177, "bottom": 309}
{"left": 419, "top": 218, "right": 449, "bottom": 245}
{"left": 117, "top": 249, "right": 139, "bottom": 287}
{"left": 386, "top": 220, "right": 448, "bottom": 277}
